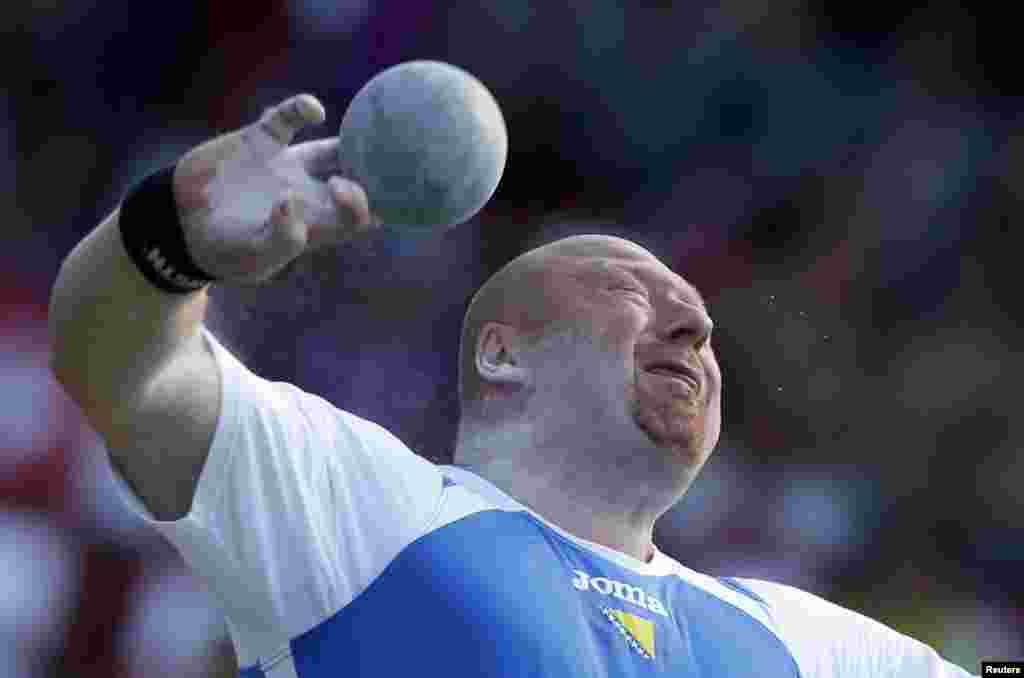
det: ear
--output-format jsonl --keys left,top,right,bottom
{"left": 476, "top": 322, "right": 530, "bottom": 386}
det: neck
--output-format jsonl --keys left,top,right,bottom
{"left": 455, "top": 422, "right": 684, "bottom": 563}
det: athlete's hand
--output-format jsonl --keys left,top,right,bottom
{"left": 171, "top": 94, "right": 380, "bottom": 285}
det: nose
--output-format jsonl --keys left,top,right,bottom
{"left": 660, "top": 304, "right": 713, "bottom": 351}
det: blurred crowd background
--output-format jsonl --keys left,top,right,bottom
{"left": 4, "top": 0, "right": 1021, "bottom": 675}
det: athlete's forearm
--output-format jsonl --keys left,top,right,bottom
{"left": 48, "top": 208, "right": 209, "bottom": 411}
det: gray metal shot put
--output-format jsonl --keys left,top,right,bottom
{"left": 338, "top": 61, "right": 508, "bottom": 229}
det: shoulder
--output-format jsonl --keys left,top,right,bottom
{"left": 734, "top": 578, "right": 893, "bottom": 641}
{"left": 729, "top": 579, "right": 885, "bottom": 677}
{"left": 729, "top": 578, "right": 848, "bottom": 618}
{"left": 730, "top": 577, "right": 896, "bottom": 640}
{"left": 729, "top": 578, "right": 975, "bottom": 678}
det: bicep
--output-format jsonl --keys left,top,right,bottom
{"left": 101, "top": 329, "right": 221, "bottom": 521}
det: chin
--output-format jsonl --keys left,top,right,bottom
{"left": 632, "top": 408, "right": 707, "bottom": 467}
{"left": 623, "top": 383, "right": 715, "bottom": 468}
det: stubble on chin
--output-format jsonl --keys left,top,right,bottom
{"left": 630, "top": 392, "right": 705, "bottom": 464}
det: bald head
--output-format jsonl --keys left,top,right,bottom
{"left": 451, "top": 233, "right": 722, "bottom": 559}
{"left": 456, "top": 235, "right": 660, "bottom": 418}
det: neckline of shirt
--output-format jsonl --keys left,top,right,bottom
{"left": 440, "top": 465, "right": 681, "bottom": 577}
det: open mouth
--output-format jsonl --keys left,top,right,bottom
{"left": 643, "top": 362, "right": 701, "bottom": 391}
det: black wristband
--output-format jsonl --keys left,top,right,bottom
{"left": 119, "top": 165, "right": 219, "bottom": 294}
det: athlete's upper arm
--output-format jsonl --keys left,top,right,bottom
{"left": 737, "top": 578, "right": 978, "bottom": 678}
{"left": 91, "top": 326, "right": 221, "bottom": 522}
{"left": 105, "top": 325, "right": 445, "bottom": 666}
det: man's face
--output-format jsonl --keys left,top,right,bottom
{"left": 524, "top": 240, "right": 722, "bottom": 475}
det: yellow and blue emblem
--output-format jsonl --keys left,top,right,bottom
{"left": 602, "top": 607, "right": 655, "bottom": 659}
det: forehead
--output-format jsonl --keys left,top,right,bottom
{"left": 549, "top": 243, "right": 705, "bottom": 308}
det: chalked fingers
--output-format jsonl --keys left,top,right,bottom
{"left": 327, "top": 176, "right": 380, "bottom": 238}
{"left": 291, "top": 137, "right": 344, "bottom": 180}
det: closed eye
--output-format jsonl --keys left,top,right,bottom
{"left": 587, "top": 264, "right": 650, "bottom": 304}
{"left": 615, "top": 286, "right": 645, "bottom": 296}
{"left": 610, "top": 285, "right": 649, "bottom": 303}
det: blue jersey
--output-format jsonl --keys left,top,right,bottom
{"left": 116, "top": 327, "right": 975, "bottom": 677}
{"left": 279, "top": 476, "right": 799, "bottom": 677}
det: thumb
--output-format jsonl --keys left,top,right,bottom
{"left": 255, "top": 94, "right": 326, "bottom": 148}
